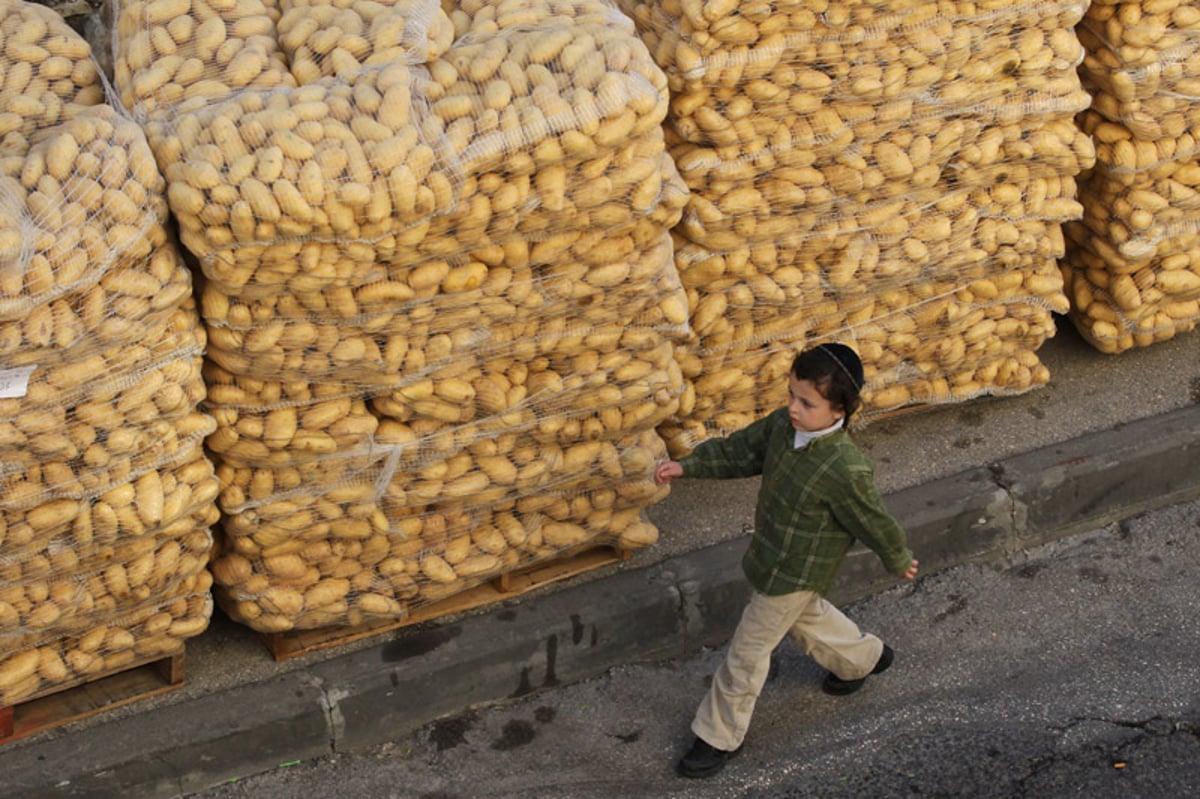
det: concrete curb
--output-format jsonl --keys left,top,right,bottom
{"left": 3, "top": 405, "right": 1199, "bottom": 798}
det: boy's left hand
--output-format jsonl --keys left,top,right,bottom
{"left": 899, "top": 559, "right": 919, "bottom": 581}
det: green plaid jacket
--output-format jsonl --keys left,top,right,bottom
{"left": 679, "top": 408, "right": 913, "bottom": 596}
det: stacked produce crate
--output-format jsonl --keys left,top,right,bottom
{"left": 0, "top": 1, "right": 216, "bottom": 704}
{"left": 113, "top": 0, "right": 690, "bottom": 632}
{"left": 1067, "top": 0, "right": 1200, "bottom": 352}
{"left": 618, "top": 0, "right": 1095, "bottom": 453}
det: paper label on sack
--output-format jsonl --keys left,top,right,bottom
{"left": 0, "top": 365, "right": 36, "bottom": 398}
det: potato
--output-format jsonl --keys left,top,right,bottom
{"left": 0, "top": 304, "right": 212, "bottom": 515}
{"left": 0, "top": 586, "right": 210, "bottom": 704}
{"left": 0, "top": 39, "right": 219, "bottom": 694}
{"left": 276, "top": 0, "right": 457, "bottom": 82}
{"left": 211, "top": 423, "right": 671, "bottom": 631}
{"left": 613, "top": 0, "right": 1097, "bottom": 450}
{"left": 111, "top": 0, "right": 698, "bottom": 632}
{"left": 198, "top": 230, "right": 687, "bottom": 384}
{"left": 131, "top": 9, "right": 681, "bottom": 296}
{"left": 0, "top": 106, "right": 170, "bottom": 325}
{"left": 113, "top": 0, "right": 295, "bottom": 120}
{"left": 1061, "top": 13, "right": 1200, "bottom": 353}
{"left": 0, "top": 0, "right": 103, "bottom": 158}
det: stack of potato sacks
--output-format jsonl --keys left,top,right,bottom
{"left": 1067, "top": 0, "right": 1200, "bottom": 352}
{"left": 618, "top": 0, "right": 1096, "bottom": 453}
{"left": 0, "top": 0, "right": 216, "bottom": 705}
{"left": 113, "top": 0, "right": 689, "bottom": 632}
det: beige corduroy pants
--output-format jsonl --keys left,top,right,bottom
{"left": 692, "top": 589, "right": 883, "bottom": 751}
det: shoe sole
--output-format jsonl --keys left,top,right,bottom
{"left": 676, "top": 745, "right": 743, "bottom": 779}
{"left": 677, "top": 762, "right": 726, "bottom": 779}
{"left": 822, "top": 646, "right": 894, "bottom": 695}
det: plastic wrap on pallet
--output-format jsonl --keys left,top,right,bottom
{"left": 201, "top": 230, "right": 689, "bottom": 384}
{"left": 210, "top": 428, "right": 667, "bottom": 632}
{"left": 1, "top": 3, "right": 217, "bottom": 704}
{"left": 109, "top": 0, "right": 691, "bottom": 632}
{"left": 611, "top": 0, "right": 1092, "bottom": 455}
{"left": 665, "top": 235, "right": 1075, "bottom": 453}
{"left": 115, "top": 0, "right": 681, "bottom": 297}
{"left": 206, "top": 333, "right": 683, "bottom": 632}
{"left": 0, "top": 307, "right": 211, "bottom": 509}
{"left": 0, "top": 581, "right": 212, "bottom": 706}
{"left": 1064, "top": 4, "right": 1200, "bottom": 353}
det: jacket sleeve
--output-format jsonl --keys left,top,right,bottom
{"left": 678, "top": 411, "right": 777, "bottom": 479}
{"left": 830, "top": 471, "right": 914, "bottom": 576}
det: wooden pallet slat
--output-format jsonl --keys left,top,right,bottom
{"left": 0, "top": 649, "right": 186, "bottom": 745}
{"left": 261, "top": 545, "right": 631, "bottom": 662}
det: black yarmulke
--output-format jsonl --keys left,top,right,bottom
{"left": 819, "top": 343, "right": 864, "bottom": 389}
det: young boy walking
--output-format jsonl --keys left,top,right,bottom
{"left": 654, "top": 343, "right": 919, "bottom": 779}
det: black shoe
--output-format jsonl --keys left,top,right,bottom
{"left": 822, "top": 644, "right": 894, "bottom": 696}
{"left": 677, "top": 736, "right": 742, "bottom": 779}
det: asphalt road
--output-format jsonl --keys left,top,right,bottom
{"left": 189, "top": 495, "right": 1200, "bottom": 799}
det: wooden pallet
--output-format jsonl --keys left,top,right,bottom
{"left": 261, "top": 545, "right": 631, "bottom": 662}
{"left": 0, "top": 649, "right": 185, "bottom": 745}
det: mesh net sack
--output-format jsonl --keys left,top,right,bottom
{"left": 0, "top": 4, "right": 217, "bottom": 702}
{"left": 0, "top": 581, "right": 212, "bottom": 705}
{"left": 112, "top": 0, "right": 691, "bottom": 632}
{"left": 1063, "top": 3, "right": 1200, "bottom": 352}
{"left": 0, "top": 0, "right": 105, "bottom": 165}
{"left": 615, "top": 0, "right": 1094, "bottom": 455}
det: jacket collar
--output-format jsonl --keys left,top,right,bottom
{"left": 792, "top": 420, "right": 846, "bottom": 449}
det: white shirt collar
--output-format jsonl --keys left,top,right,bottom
{"left": 793, "top": 419, "right": 844, "bottom": 449}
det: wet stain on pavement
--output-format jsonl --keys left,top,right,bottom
{"left": 534, "top": 706, "right": 556, "bottom": 724}
{"left": 610, "top": 729, "right": 642, "bottom": 744}
{"left": 381, "top": 624, "right": 462, "bottom": 662}
{"left": 491, "top": 719, "right": 537, "bottom": 750}
{"left": 512, "top": 635, "right": 560, "bottom": 697}
{"left": 1014, "top": 563, "right": 1045, "bottom": 579}
{"left": 932, "top": 594, "right": 968, "bottom": 623}
{"left": 1190, "top": 376, "right": 1200, "bottom": 404}
{"left": 1078, "top": 566, "right": 1109, "bottom": 585}
{"left": 876, "top": 421, "right": 901, "bottom": 436}
{"left": 1026, "top": 405, "right": 1046, "bottom": 420}
{"left": 430, "top": 712, "right": 477, "bottom": 752}
{"left": 544, "top": 634, "right": 559, "bottom": 687}
{"left": 958, "top": 408, "right": 985, "bottom": 427}
{"left": 418, "top": 792, "right": 461, "bottom": 799}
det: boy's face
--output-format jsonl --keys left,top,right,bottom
{"left": 787, "top": 374, "right": 844, "bottom": 432}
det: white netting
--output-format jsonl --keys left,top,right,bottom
{"left": 0, "top": 2, "right": 216, "bottom": 704}
{"left": 1064, "top": 2, "right": 1200, "bottom": 352}
{"left": 615, "top": 0, "right": 1094, "bottom": 453}
{"left": 112, "top": 0, "right": 689, "bottom": 632}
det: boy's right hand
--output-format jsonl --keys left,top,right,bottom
{"left": 654, "top": 460, "right": 683, "bottom": 485}
{"left": 899, "top": 559, "right": 919, "bottom": 581}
